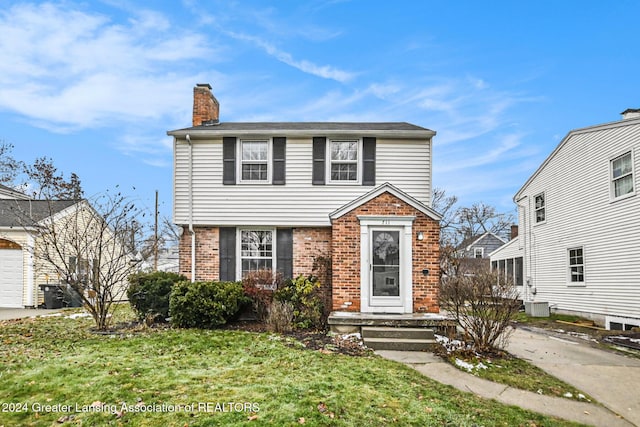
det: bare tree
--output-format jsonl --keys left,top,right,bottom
{"left": 431, "top": 187, "right": 458, "bottom": 244}
{"left": 0, "top": 141, "right": 23, "bottom": 185}
{"left": 22, "top": 156, "right": 84, "bottom": 199}
{"left": 17, "top": 190, "right": 147, "bottom": 330}
{"left": 454, "top": 202, "right": 515, "bottom": 242}
{"left": 439, "top": 269, "right": 520, "bottom": 353}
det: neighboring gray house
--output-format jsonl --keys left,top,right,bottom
{"left": 491, "top": 109, "right": 640, "bottom": 330}
{"left": 455, "top": 231, "right": 506, "bottom": 274}
{"left": 459, "top": 232, "right": 507, "bottom": 259}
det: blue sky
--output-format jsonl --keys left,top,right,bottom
{"left": 0, "top": 0, "right": 638, "bottom": 221}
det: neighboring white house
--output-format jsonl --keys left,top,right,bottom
{"left": 491, "top": 109, "right": 640, "bottom": 330}
{"left": 0, "top": 192, "right": 131, "bottom": 308}
{"left": 0, "top": 197, "right": 77, "bottom": 307}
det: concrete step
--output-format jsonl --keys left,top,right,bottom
{"left": 364, "top": 337, "right": 438, "bottom": 351}
{"left": 361, "top": 326, "right": 435, "bottom": 340}
{"left": 361, "top": 327, "right": 437, "bottom": 351}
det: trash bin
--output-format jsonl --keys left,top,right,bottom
{"left": 61, "top": 285, "right": 83, "bottom": 308}
{"left": 39, "top": 284, "right": 64, "bottom": 309}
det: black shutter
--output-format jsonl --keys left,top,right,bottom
{"left": 219, "top": 227, "right": 236, "bottom": 281}
{"left": 363, "top": 137, "right": 376, "bottom": 186}
{"left": 272, "top": 137, "right": 286, "bottom": 185}
{"left": 276, "top": 228, "right": 293, "bottom": 280}
{"left": 312, "top": 137, "right": 326, "bottom": 185}
{"left": 223, "top": 137, "right": 236, "bottom": 185}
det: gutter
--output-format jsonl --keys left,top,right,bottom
{"left": 186, "top": 134, "right": 196, "bottom": 282}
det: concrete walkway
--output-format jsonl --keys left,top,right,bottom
{"left": 508, "top": 326, "right": 640, "bottom": 426}
{"left": 0, "top": 308, "right": 62, "bottom": 321}
{"left": 377, "top": 326, "right": 639, "bottom": 426}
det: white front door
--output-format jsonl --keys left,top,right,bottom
{"left": 369, "top": 228, "right": 403, "bottom": 309}
{"left": 359, "top": 216, "right": 414, "bottom": 314}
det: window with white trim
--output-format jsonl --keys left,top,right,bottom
{"left": 329, "top": 139, "right": 358, "bottom": 182}
{"left": 568, "top": 247, "right": 585, "bottom": 283}
{"left": 473, "top": 247, "right": 483, "bottom": 258}
{"left": 534, "top": 192, "right": 546, "bottom": 223}
{"left": 611, "top": 151, "right": 634, "bottom": 199}
{"left": 240, "top": 230, "right": 273, "bottom": 276}
{"left": 240, "top": 140, "right": 269, "bottom": 182}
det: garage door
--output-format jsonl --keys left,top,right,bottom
{"left": 0, "top": 248, "right": 23, "bottom": 308}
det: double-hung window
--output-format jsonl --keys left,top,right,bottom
{"left": 240, "top": 230, "right": 273, "bottom": 276}
{"left": 473, "top": 248, "right": 484, "bottom": 258}
{"left": 241, "top": 140, "right": 269, "bottom": 182}
{"left": 329, "top": 139, "right": 358, "bottom": 182}
{"left": 534, "top": 192, "right": 546, "bottom": 223}
{"left": 568, "top": 247, "right": 585, "bottom": 284}
{"left": 611, "top": 151, "right": 634, "bottom": 199}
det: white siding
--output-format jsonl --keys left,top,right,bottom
{"left": 517, "top": 119, "right": 640, "bottom": 321}
{"left": 174, "top": 136, "right": 432, "bottom": 226}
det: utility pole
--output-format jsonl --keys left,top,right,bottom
{"left": 154, "top": 190, "right": 159, "bottom": 271}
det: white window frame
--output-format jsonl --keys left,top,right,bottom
{"left": 534, "top": 192, "right": 546, "bottom": 225}
{"left": 327, "top": 138, "right": 362, "bottom": 184}
{"left": 567, "top": 246, "right": 585, "bottom": 286}
{"left": 236, "top": 228, "right": 276, "bottom": 279}
{"left": 473, "top": 247, "right": 484, "bottom": 258}
{"left": 238, "top": 139, "right": 271, "bottom": 184}
{"left": 610, "top": 150, "right": 635, "bottom": 201}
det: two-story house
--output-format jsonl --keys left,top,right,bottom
{"left": 168, "top": 84, "right": 442, "bottom": 316}
{"left": 491, "top": 109, "right": 640, "bottom": 329}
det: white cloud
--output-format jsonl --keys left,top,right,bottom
{"left": 223, "top": 30, "right": 355, "bottom": 83}
{"left": 0, "top": 2, "right": 212, "bottom": 131}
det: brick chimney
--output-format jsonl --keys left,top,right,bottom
{"left": 510, "top": 224, "right": 519, "bottom": 239}
{"left": 621, "top": 108, "right": 640, "bottom": 120}
{"left": 192, "top": 83, "right": 219, "bottom": 126}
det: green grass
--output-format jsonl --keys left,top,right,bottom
{"left": 0, "top": 307, "right": 587, "bottom": 426}
{"left": 512, "top": 312, "right": 585, "bottom": 325}
{"left": 446, "top": 352, "right": 592, "bottom": 401}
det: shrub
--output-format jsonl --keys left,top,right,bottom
{"left": 242, "top": 269, "right": 284, "bottom": 322}
{"left": 169, "top": 280, "right": 248, "bottom": 329}
{"left": 439, "top": 269, "right": 520, "bottom": 353}
{"left": 127, "top": 271, "right": 186, "bottom": 323}
{"left": 274, "top": 275, "right": 324, "bottom": 330}
{"left": 266, "top": 300, "right": 294, "bottom": 333}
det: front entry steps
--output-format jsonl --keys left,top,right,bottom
{"left": 361, "top": 326, "right": 437, "bottom": 351}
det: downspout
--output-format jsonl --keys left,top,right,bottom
{"left": 186, "top": 134, "right": 196, "bottom": 282}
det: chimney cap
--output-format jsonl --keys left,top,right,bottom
{"left": 196, "top": 83, "right": 212, "bottom": 90}
{"left": 621, "top": 108, "right": 640, "bottom": 120}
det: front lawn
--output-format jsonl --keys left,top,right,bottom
{"left": 0, "top": 308, "right": 586, "bottom": 426}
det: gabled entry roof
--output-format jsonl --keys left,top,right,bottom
{"left": 329, "top": 182, "right": 442, "bottom": 221}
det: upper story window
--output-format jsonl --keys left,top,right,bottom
{"left": 241, "top": 140, "right": 269, "bottom": 182}
{"left": 568, "top": 247, "right": 585, "bottom": 284}
{"left": 473, "top": 247, "right": 484, "bottom": 258}
{"left": 329, "top": 139, "right": 359, "bottom": 182}
{"left": 611, "top": 151, "right": 634, "bottom": 199}
{"left": 534, "top": 192, "right": 546, "bottom": 223}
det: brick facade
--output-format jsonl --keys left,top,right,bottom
{"left": 293, "top": 227, "right": 332, "bottom": 313}
{"left": 178, "top": 195, "right": 439, "bottom": 315}
{"left": 178, "top": 226, "right": 219, "bottom": 281}
{"left": 331, "top": 191, "right": 440, "bottom": 313}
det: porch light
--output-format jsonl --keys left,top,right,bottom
{"left": 416, "top": 231, "right": 424, "bottom": 241}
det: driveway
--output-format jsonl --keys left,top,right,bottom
{"left": 508, "top": 326, "right": 640, "bottom": 426}
{"left": 0, "top": 308, "right": 62, "bottom": 321}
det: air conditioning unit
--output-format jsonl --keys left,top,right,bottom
{"left": 525, "top": 301, "right": 549, "bottom": 317}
